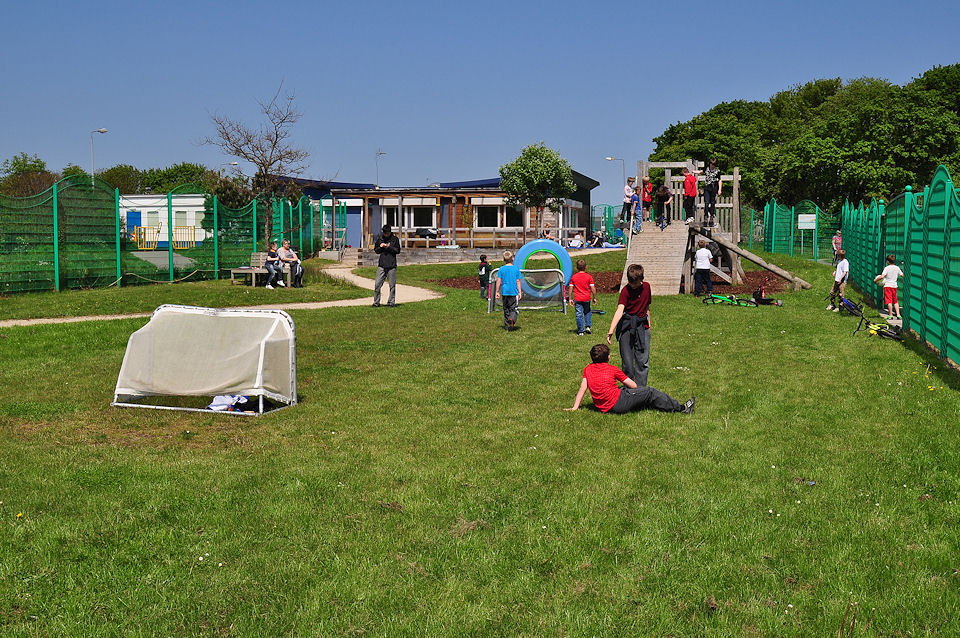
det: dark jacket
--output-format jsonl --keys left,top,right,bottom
{"left": 374, "top": 233, "right": 401, "bottom": 269}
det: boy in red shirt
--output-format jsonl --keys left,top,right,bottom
{"left": 607, "top": 263, "right": 652, "bottom": 386}
{"left": 565, "top": 344, "right": 694, "bottom": 414}
{"left": 567, "top": 258, "right": 597, "bottom": 336}
{"left": 682, "top": 167, "right": 698, "bottom": 224}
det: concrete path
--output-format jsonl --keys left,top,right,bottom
{"left": 0, "top": 266, "right": 444, "bottom": 329}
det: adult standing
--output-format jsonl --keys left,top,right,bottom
{"left": 702, "top": 158, "right": 721, "bottom": 228}
{"left": 621, "top": 177, "right": 636, "bottom": 224}
{"left": 373, "top": 224, "right": 401, "bottom": 307}
{"left": 682, "top": 167, "right": 698, "bottom": 224}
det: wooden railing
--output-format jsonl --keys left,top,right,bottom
{"left": 393, "top": 226, "right": 588, "bottom": 249}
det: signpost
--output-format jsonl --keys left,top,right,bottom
{"left": 797, "top": 214, "right": 816, "bottom": 255}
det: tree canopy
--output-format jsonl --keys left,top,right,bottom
{"left": 499, "top": 143, "right": 575, "bottom": 222}
{"left": 649, "top": 64, "right": 960, "bottom": 211}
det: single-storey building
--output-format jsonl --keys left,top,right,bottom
{"left": 287, "top": 171, "right": 599, "bottom": 249}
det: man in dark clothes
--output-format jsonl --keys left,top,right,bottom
{"left": 373, "top": 224, "right": 400, "bottom": 307}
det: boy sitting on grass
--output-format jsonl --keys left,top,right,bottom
{"left": 565, "top": 344, "right": 695, "bottom": 414}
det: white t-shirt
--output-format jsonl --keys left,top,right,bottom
{"left": 835, "top": 259, "right": 849, "bottom": 283}
{"left": 624, "top": 183, "right": 634, "bottom": 203}
{"left": 880, "top": 264, "right": 903, "bottom": 288}
{"left": 695, "top": 247, "right": 713, "bottom": 270}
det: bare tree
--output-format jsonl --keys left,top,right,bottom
{"left": 202, "top": 84, "right": 309, "bottom": 243}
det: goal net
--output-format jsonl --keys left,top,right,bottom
{"left": 487, "top": 268, "right": 567, "bottom": 313}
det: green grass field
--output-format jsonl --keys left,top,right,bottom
{"left": 1, "top": 251, "right": 958, "bottom": 636}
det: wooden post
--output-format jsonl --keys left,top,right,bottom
{"left": 731, "top": 167, "right": 742, "bottom": 284}
{"left": 664, "top": 168, "right": 672, "bottom": 222}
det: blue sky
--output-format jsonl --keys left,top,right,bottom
{"left": 2, "top": 0, "right": 958, "bottom": 204}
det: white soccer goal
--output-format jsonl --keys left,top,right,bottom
{"left": 487, "top": 268, "right": 567, "bottom": 313}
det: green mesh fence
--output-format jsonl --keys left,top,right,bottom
{"left": 738, "top": 207, "right": 763, "bottom": 250}
{"left": 0, "top": 186, "right": 57, "bottom": 293}
{"left": 0, "top": 176, "right": 310, "bottom": 293}
{"left": 760, "top": 198, "right": 837, "bottom": 261}
{"left": 762, "top": 198, "right": 794, "bottom": 254}
{"left": 318, "top": 202, "right": 348, "bottom": 249}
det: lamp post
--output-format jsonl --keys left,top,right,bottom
{"left": 90, "top": 128, "right": 108, "bottom": 186}
{"left": 375, "top": 148, "right": 386, "bottom": 188}
{"left": 605, "top": 156, "right": 626, "bottom": 188}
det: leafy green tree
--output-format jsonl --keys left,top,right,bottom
{"left": 61, "top": 164, "right": 87, "bottom": 179}
{"left": 499, "top": 142, "right": 575, "bottom": 230}
{"left": 98, "top": 164, "right": 142, "bottom": 193}
{"left": 0, "top": 153, "right": 57, "bottom": 196}
{"left": 140, "top": 163, "right": 212, "bottom": 194}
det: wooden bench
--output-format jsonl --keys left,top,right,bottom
{"left": 229, "top": 253, "right": 292, "bottom": 287}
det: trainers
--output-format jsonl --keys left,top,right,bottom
{"left": 277, "top": 281, "right": 286, "bottom": 287}
{"left": 832, "top": 307, "right": 839, "bottom": 312}
{"left": 508, "top": 318, "right": 515, "bottom": 331}
{"left": 577, "top": 332, "right": 584, "bottom": 336}
{"left": 826, "top": 305, "right": 833, "bottom": 311}
{"left": 682, "top": 396, "right": 696, "bottom": 414}
{"left": 685, "top": 217, "right": 693, "bottom": 224}
{"left": 265, "top": 284, "right": 274, "bottom": 290}
{"left": 372, "top": 303, "right": 380, "bottom": 307}
{"left": 585, "top": 327, "right": 591, "bottom": 334}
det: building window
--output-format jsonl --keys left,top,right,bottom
{"left": 383, "top": 207, "right": 398, "bottom": 227}
{"left": 195, "top": 212, "right": 205, "bottom": 226}
{"left": 505, "top": 206, "right": 523, "bottom": 227}
{"left": 146, "top": 211, "right": 160, "bottom": 227}
{"left": 175, "top": 211, "right": 188, "bottom": 226}
{"left": 475, "top": 205, "right": 498, "bottom": 227}
{"left": 412, "top": 206, "right": 434, "bottom": 227}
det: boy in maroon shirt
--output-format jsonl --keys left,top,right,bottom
{"left": 565, "top": 344, "right": 694, "bottom": 414}
{"left": 607, "top": 264, "right": 652, "bottom": 385}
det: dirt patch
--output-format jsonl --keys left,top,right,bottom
{"left": 429, "top": 270, "right": 790, "bottom": 297}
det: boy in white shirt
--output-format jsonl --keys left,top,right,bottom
{"left": 827, "top": 250, "right": 849, "bottom": 312}
{"left": 693, "top": 239, "right": 714, "bottom": 296}
{"left": 874, "top": 254, "right": 904, "bottom": 319}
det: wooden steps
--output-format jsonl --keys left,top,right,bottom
{"left": 619, "top": 222, "right": 690, "bottom": 295}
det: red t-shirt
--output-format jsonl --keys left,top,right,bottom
{"left": 583, "top": 362, "right": 627, "bottom": 412}
{"left": 569, "top": 271, "right": 595, "bottom": 302}
{"left": 684, "top": 173, "right": 698, "bottom": 197}
{"left": 618, "top": 281, "right": 651, "bottom": 317}
{"left": 642, "top": 182, "right": 653, "bottom": 203}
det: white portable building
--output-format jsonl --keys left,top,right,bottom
{"left": 112, "top": 305, "right": 297, "bottom": 415}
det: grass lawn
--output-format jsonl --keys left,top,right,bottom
{"left": 1, "top": 250, "right": 958, "bottom": 635}
{"left": 0, "top": 259, "right": 367, "bottom": 321}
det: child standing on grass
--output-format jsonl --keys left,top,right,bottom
{"left": 827, "top": 249, "right": 849, "bottom": 312}
{"left": 567, "top": 258, "right": 597, "bottom": 336}
{"left": 607, "top": 264, "right": 652, "bottom": 386}
{"left": 478, "top": 254, "right": 491, "bottom": 299}
{"left": 496, "top": 250, "right": 522, "bottom": 330}
{"left": 564, "top": 343, "right": 694, "bottom": 414}
{"left": 874, "top": 254, "right": 904, "bottom": 319}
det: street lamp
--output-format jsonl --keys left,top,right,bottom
{"left": 375, "top": 148, "right": 387, "bottom": 188}
{"left": 90, "top": 128, "right": 108, "bottom": 186}
{"left": 605, "top": 156, "right": 626, "bottom": 188}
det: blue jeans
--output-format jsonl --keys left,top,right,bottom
{"left": 574, "top": 301, "right": 592, "bottom": 333}
{"left": 632, "top": 214, "right": 642, "bottom": 233}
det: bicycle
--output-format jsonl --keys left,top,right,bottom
{"left": 701, "top": 293, "right": 757, "bottom": 307}
{"left": 826, "top": 295, "right": 864, "bottom": 318}
{"left": 854, "top": 315, "right": 903, "bottom": 340}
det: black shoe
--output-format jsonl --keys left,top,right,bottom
{"left": 682, "top": 396, "right": 696, "bottom": 414}
{"left": 387, "top": 303, "right": 396, "bottom": 307}
{"left": 372, "top": 303, "right": 380, "bottom": 307}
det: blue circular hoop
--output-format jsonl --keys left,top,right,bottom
{"left": 513, "top": 239, "right": 574, "bottom": 298}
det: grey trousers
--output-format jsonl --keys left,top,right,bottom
{"left": 619, "top": 323, "right": 650, "bottom": 386}
{"left": 608, "top": 386, "right": 681, "bottom": 413}
{"left": 374, "top": 266, "right": 397, "bottom": 305}
{"left": 502, "top": 295, "right": 519, "bottom": 328}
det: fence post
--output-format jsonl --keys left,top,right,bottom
{"left": 309, "top": 200, "right": 315, "bottom": 256}
{"left": 167, "top": 192, "right": 174, "bottom": 282}
{"left": 902, "top": 186, "right": 913, "bottom": 329}
{"left": 790, "top": 206, "right": 797, "bottom": 257}
{"left": 213, "top": 195, "right": 219, "bottom": 280}
{"left": 813, "top": 205, "right": 819, "bottom": 262}
{"left": 252, "top": 198, "right": 258, "bottom": 253}
{"left": 52, "top": 181, "right": 60, "bottom": 291}
{"left": 114, "top": 188, "right": 122, "bottom": 287}
{"left": 749, "top": 209, "right": 755, "bottom": 250}
{"left": 298, "top": 198, "right": 303, "bottom": 254}
{"left": 877, "top": 199, "right": 886, "bottom": 308}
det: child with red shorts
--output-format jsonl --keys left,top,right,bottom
{"left": 874, "top": 254, "right": 904, "bottom": 319}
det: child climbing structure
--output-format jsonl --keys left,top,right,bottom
{"left": 618, "top": 161, "right": 810, "bottom": 293}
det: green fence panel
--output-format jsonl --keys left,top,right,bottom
{"left": 0, "top": 185, "right": 57, "bottom": 292}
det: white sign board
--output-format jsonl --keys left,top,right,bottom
{"left": 797, "top": 214, "right": 816, "bottom": 230}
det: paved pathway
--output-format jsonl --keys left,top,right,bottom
{"left": 0, "top": 266, "right": 444, "bottom": 329}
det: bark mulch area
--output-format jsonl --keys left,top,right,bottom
{"left": 429, "top": 270, "right": 789, "bottom": 296}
